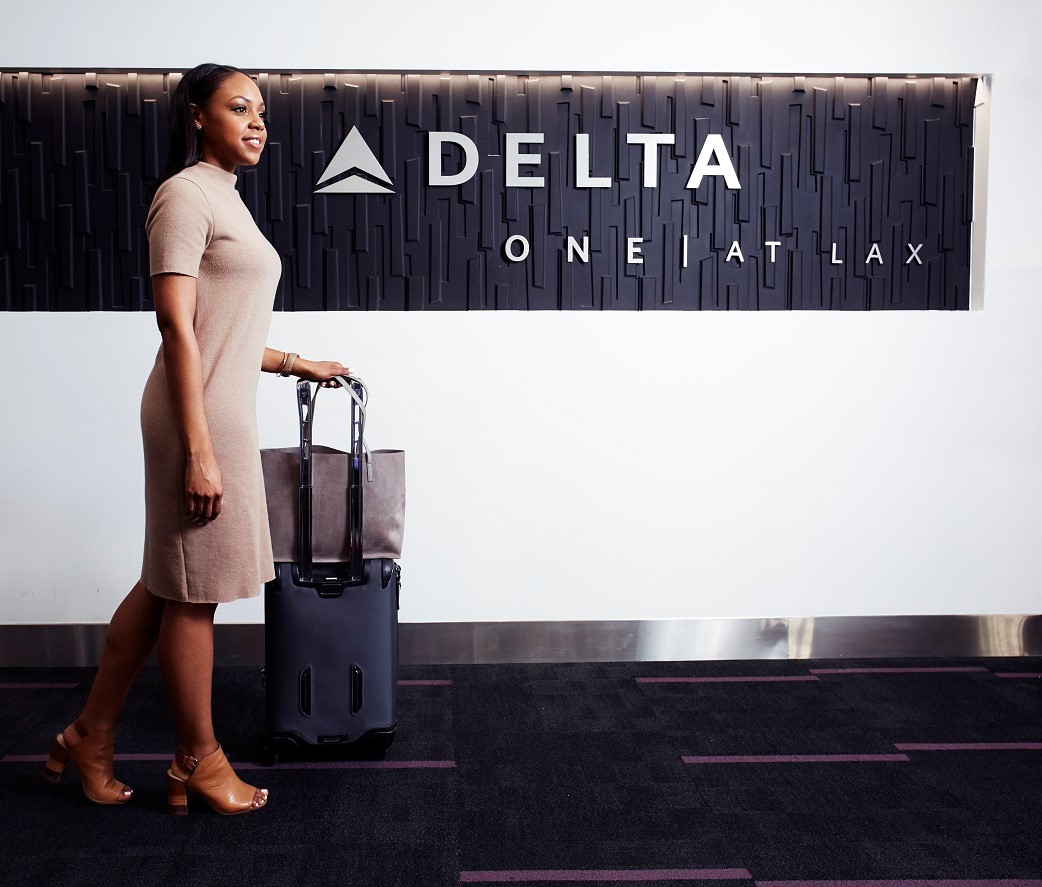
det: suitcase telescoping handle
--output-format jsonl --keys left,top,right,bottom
{"left": 295, "top": 374, "right": 368, "bottom": 585}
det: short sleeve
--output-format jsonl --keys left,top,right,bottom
{"left": 145, "top": 177, "right": 214, "bottom": 278}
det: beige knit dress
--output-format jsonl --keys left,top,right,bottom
{"left": 139, "top": 160, "right": 281, "bottom": 603}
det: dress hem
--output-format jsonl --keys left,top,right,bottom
{"left": 139, "top": 574, "right": 271, "bottom": 605}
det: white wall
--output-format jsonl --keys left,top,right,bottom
{"left": 2, "top": 0, "right": 1040, "bottom": 625}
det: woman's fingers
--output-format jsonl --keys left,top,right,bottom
{"left": 323, "top": 368, "right": 352, "bottom": 387}
{"left": 312, "top": 362, "right": 352, "bottom": 387}
{"left": 200, "top": 494, "right": 220, "bottom": 522}
{"left": 185, "top": 457, "right": 223, "bottom": 524}
{"left": 186, "top": 492, "right": 221, "bottom": 523}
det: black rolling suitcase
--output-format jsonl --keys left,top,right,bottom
{"left": 262, "top": 376, "right": 399, "bottom": 763}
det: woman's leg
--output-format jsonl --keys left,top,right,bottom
{"left": 72, "top": 580, "right": 167, "bottom": 733}
{"left": 54, "top": 580, "right": 166, "bottom": 801}
{"left": 157, "top": 599, "right": 266, "bottom": 808}
{"left": 156, "top": 599, "right": 219, "bottom": 757}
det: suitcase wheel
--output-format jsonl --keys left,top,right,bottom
{"left": 260, "top": 737, "right": 297, "bottom": 766}
{"left": 359, "top": 728, "right": 396, "bottom": 759}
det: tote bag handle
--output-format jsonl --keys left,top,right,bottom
{"left": 295, "top": 374, "right": 368, "bottom": 584}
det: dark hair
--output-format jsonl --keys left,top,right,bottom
{"left": 146, "top": 63, "right": 248, "bottom": 198}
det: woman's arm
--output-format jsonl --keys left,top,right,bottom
{"left": 262, "top": 346, "right": 351, "bottom": 386}
{"left": 262, "top": 346, "right": 296, "bottom": 375}
{"left": 154, "top": 274, "right": 211, "bottom": 457}
{"left": 153, "top": 272, "right": 222, "bottom": 524}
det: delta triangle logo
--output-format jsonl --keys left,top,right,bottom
{"left": 314, "top": 125, "right": 394, "bottom": 195}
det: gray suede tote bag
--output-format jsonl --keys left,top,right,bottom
{"left": 261, "top": 374, "right": 405, "bottom": 562}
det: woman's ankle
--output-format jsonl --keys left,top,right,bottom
{"left": 64, "top": 714, "right": 115, "bottom": 740}
{"left": 177, "top": 740, "right": 219, "bottom": 763}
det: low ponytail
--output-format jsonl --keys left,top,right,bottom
{"left": 147, "top": 62, "right": 246, "bottom": 199}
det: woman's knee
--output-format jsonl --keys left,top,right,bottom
{"left": 162, "top": 599, "right": 218, "bottom": 623}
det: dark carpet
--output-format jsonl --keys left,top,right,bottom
{"left": 1, "top": 656, "right": 1040, "bottom": 886}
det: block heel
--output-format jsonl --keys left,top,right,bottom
{"left": 42, "top": 733, "right": 69, "bottom": 783}
{"left": 167, "top": 770, "right": 188, "bottom": 815}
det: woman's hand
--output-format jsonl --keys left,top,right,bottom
{"left": 185, "top": 450, "right": 223, "bottom": 525}
{"left": 295, "top": 358, "right": 352, "bottom": 388}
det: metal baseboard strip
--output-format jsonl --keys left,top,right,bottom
{"left": 0, "top": 614, "right": 1039, "bottom": 667}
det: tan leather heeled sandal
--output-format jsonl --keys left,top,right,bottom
{"left": 42, "top": 721, "right": 133, "bottom": 804}
{"left": 166, "top": 745, "right": 268, "bottom": 816}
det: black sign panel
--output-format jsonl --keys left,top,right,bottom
{"left": 0, "top": 71, "right": 978, "bottom": 311}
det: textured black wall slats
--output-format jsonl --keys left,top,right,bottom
{"left": 0, "top": 70, "right": 976, "bottom": 311}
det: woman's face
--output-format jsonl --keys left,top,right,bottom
{"left": 191, "top": 72, "right": 267, "bottom": 170}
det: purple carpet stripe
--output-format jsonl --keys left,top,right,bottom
{"left": 894, "top": 742, "right": 1042, "bottom": 751}
{"left": 115, "top": 753, "right": 174, "bottom": 761}
{"left": 755, "top": 881, "right": 1042, "bottom": 887}
{"left": 637, "top": 676, "right": 819, "bottom": 683}
{"left": 992, "top": 672, "right": 1042, "bottom": 678}
{"left": 234, "top": 760, "right": 456, "bottom": 769}
{"left": 0, "top": 682, "right": 79, "bottom": 689}
{"left": 459, "top": 869, "right": 752, "bottom": 883}
{"left": 397, "top": 679, "right": 454, "bottom": 686}
{"left": 683, "top": 753, "right": 910, "bottom": 763}
{"left": 808, "top": 666, "right": 990, "bottom": 674}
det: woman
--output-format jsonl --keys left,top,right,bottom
{"left": 42, "top": 63, "right": 348, "bottom": 815}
